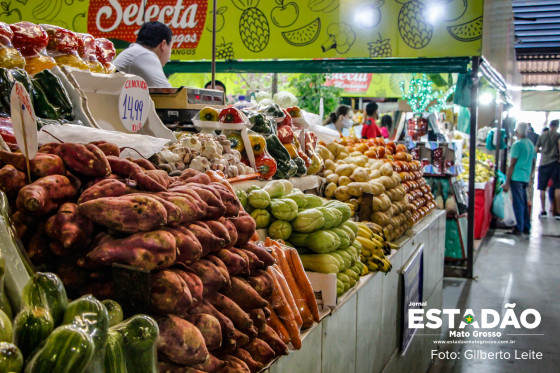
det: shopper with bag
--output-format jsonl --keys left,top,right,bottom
{"left": 503, "top": 122, "right": 536, "bottom": 235}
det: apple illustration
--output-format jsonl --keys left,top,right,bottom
{"left": 0, "top": 1, "right": 22, "bottom": 23}
{"left": 357, "top": 0, "right": 384, "bottom": 29}
{"left": 206, "top": 6, "right": 227, "bottom": 32}
{"left": 271, "top": 0, "right": 299, "bottom": 28}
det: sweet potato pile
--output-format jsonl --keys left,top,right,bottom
{"left": 0, "top": 141, "right": 319, "bottom": 373}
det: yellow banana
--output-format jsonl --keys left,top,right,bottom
{"left": 357, "top": 227, "right": 373, "bottom": 240}
{"left": 357, "top": 223, "right": 374, "bottom": 236}
{"left": 356, "top": 236, "right": 375, "bottom": 251}
{"left": 387, "top": 242, "right": 399, "bottom": 251}
{"left": 366, "top": 261, "right": 379, "bottom": 271}
{"left": 372, "top": 233, "right": 385, "bottom": 243}
{"left": 361, "top": 264, "right": 369, "bottom": 276}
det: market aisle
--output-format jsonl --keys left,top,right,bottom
{"left": 429, "top": 201, "right": 560, "bottom": 373}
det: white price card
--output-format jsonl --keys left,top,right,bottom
{"left": 118, "top": 77, "right": 150, "bottom": 133}
{"left": 10, "top": 82, "right": 37, "bottom": 160}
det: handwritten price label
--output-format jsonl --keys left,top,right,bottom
{"left": 118, "top": 77, "right": 150, "bottom": 133}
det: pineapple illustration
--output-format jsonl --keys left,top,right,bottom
{"left": 368, "top": 33, "right": 392, "bottom": 58}
{"left": 216, "top": 38, "right": 234, "bottom": 60}
{"left": 232, "top": 0, "right": 270, "bottom": 53}
{"left": 396, "top": 0, "right": 433, "bottom": 49}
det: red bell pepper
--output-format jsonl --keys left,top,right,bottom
{"left": 219, "top": 107, "right": 245, "bottom": 123}
{"left": 277, "top": 123, "right": 294, "bottom": 144}
{"left": 255, "top": 154, "right": 277, "bottom": 180}
{"left": 0, "top": 117, "right": 16, "bottom": 144}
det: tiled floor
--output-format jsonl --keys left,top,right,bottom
{"left": 429, "top": 198, "right": 560, "bottom": 373}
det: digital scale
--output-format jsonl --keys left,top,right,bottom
{"left": 149, "top": 86, "right": 226, "bottom": 130}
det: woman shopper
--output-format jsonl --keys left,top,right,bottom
{"left": 324, "top": 105, "right": 354, "bottom": 136}
{"left": 379, "top": 114, "right": 392, "bottom": 139}
{"left": 503, "top": 122, "right": 536, "bottom": 235}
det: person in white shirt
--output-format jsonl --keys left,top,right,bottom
{"left": 113, "top": 21, "right": 173, "bottom": 88}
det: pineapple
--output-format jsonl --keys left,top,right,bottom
{"left": 397, "top": 0, "right": 433, "bottom": 49}
{"left": 368, "top": 33, "right": 392, "bottom": 58}
{"left": 232, "top": 0, "right": 270, "bottom": 53}
{"left": 216, "top": 39, "right": 234, "bottom": 60}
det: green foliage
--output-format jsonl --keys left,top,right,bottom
{"left": 290, "top": 74, "right": 343, "bottom": 118}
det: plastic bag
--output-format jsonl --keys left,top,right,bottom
{"left": 502, "top": 191, "right": 516, "bottom": 227}
{"left": 41, "top": 24, "right": 88, "bottom": 70}
{"left": 492, "top": 191, "right": 504, "bottom": 219}
{"left": 0, "top": 22, "right": 25, "bottom": 69}
{"left": 10, "top": 21, "right": 56, "bottom": 74}
{"left": 77, "top": 33, "right": 104, "bottom": 73}
{"left": 94, "top": 38, "right": 116, "bottom": 74}
{"left": 38, "top": 124, "right": 171, "bottom": 159}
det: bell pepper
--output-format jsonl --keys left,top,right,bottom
{"left": 293, "top": 156, "right": 307, "bottom": 176}
{"left": 294, "top": 137, "right": 311, "bottom": 166}
{"left": 249, "top": 133, "right": 266, "bottom": 156}
{"left": 281, "top": 109, "right": 293, "bottom": 127}
{"left": 227, "top": 132, "right": 244, "bottom": 152}
{"left": 263, "top": 103, "right": 285, "bottom": 121}
{"left": 283, "top": 143, "right": 298, "bottom": 158}
{"left": 255, "top": 154, "right": 277, "bottom": 180}
{"left": 277, "top": 123, "right": 294, "bottom": 144}
{"left": 249, "top": 112, "right": 275, "bottom": 135}
{"left": 304, "top": 132, "right": 318, "bottom": 157}
{"left": 265, "top": 135, "right": 291, "bottom": 163}
{"left": 287, "top": 106, "right": 302, "bottom": 118}
{"left": 306, "top": 153, "right": 323, "bottom": 175}
{"left": 275, "top": 159, "right": 298, "bottom": 179}
{"left": 219, "top": 107, "right": 244, "bottom": 123}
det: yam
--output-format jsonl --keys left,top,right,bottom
{"left": 157, "top": 314, "right": 209, "bottom": 366}
{"left": 150, "top": 270, "right": 193, "bottom": 317}
{"left": 57, "top": 143, "right": 111, "bottom": 177}
{"left": 16, "top": 175, "right": 77, "bottom": 215}
{"left": 44, "top": 203, "right": 93, "bottom": 255}
{"left": 186, "top": 313, "right": 222, "bottom": 351}
{"left": 222, "top": 277, "right": 268, "bottom": 312}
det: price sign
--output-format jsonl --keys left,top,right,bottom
{"left": 118, "top": 77, "right": 150, "bottom": 133}
{"left": 10, "top": 82, "right": 38, "bottom": 160}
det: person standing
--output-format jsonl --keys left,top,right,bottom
{"left": 527, "top": 124, "right": 539, "bottom": 146}
{"left": 503, "top": 122, "right": 536, "bottom": 235}
{"left": 380, "top": 114, "right": 392, "bottom": 139}
{"left": 535, "top": 119, "right": 560, "bottom": 218}
{"left": 113, "top": 21, "right": 173, "bottom": 88}
{"left": 324, "top": 105, "right": 354, "bottom": 136}
{"left": 361, "top": 102, "right": 382, "bottom": 139}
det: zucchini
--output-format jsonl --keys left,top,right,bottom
{"left": 0, "top": 256, "right": 13, "bottom": 319}
{"left": 102, "top": 299, "right": 123, "bottom": 327}
{"left": 32, "top": 69, "right": 73, "bottom": 119}
{"left": 0, "top": 309, "right": 12, "bottom": 342}
{"left": 24, "top": 325, "right": 94, "bottom": 373}
{"left": 22, "top": 272, "right": 68, "bottom": 325}
{"left": 62, "top": 295, "right": 109, "bottom": 373}
{"left": 111, "top": 315, "right": 159, "bottom": 373}
{"left": 104, "top": 330, "right": 127, "bottom": 373}
{"left": 0, "top": 342, "right": 23, "bottom": 373}
{"left": 13, "top": 307, "right": 54, "bottom": 357}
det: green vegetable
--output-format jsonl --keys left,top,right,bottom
{"left": 288, "top": 232, "right": 309, "bottom": 246}
{"left": 285, "top": 192, "right": 307, "bottom": 209}
{"left": 331, "top": 228, "right": 351, "bottom": 250}
{"left": 305, "top": 194, "right": 323, "bottom": 208}
{"left": 270, "top": 198, "right": 298, "bottom": 221}
{"left": 337, "top": 272, "right": 350, "bottom": 284}
{"left": 325, "top": 201, "right": 352, "bottom": 222}
{"left": 33, "top": 69, "right": 73, "bottom": 120}
{"left": 30, "top": 80, "right": 60, "bottom": 120}
{"left": 278, "top": 180, "right": 294, "bottom": 195}
{"left": 104, "top": 330, "right": 127, "bottom": 373}
{"left": 24, "top": 325, "right": 95, "bottom": 373}
{"left": 0, "top": 68, "right": 15, "bottom": 111}
{"left": 305, "top": 230, "right": 339, "bottom": 254}
{"left": 330, "top": 252, "right": 348, "bottom": 271}
{"left": 102, "top": 300, "right": 123, "bottom": 327}
{"left": 0, "top": 309, "right": 12, "bottom": 342}
{"left": 250, "top": 209, "right": 271, "bottom": 229}
{"left": 266, "top": 135, "right": 297, "bottom": 179}
{"left": 13, "top": 307, "right": 54, "bottom": 357}
{"left": 343, "top": 220, "right": 359, "bottom": 237}
{"left": 291, "top": 209, "right": 325, "bottom": 233}
{"left": 236, "top": 190, "right": 248, "bottom": 209}
{"left": 249, "top": 113, "right": 275, "bottom": 135}
{"left": 263, "top": 180, "right": 286, "bottom": 198}
{"left": 0, "top": 342, "right": 23, "bottom": 373}
{"left": 246, "top": 185, "right": 261, "bottom": 193}
{"left": 0, "top": 257, "right": 13, "bottom": 319}
{"left": 339, "top": 224, "right": 356, "bottom": 243}
{"left": 22, "top": 272, "right": 68, "bottom": 325}
{"left": 248, "top": 189, "right": 271, "bottom": 209}
{"left": 110, "top": 315, "right": 159, "bottom": 373}
{"left": 316, "top": 207, "right": 337, "bottom": 230}
{"left": 300, "top": 253, "right": 341, "bottom": 273}
{"left": 293, "top": 156, "right": 307, "bottom": 176}
{"left": 62, "top": 295, "right": 109, "bottom": 373}
{"left": 268, "top": 220, "right": 292, "bottom": 240}
{"left": 10, "top": 68, "right": 33, "bottom": 95}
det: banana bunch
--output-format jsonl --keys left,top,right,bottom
{"left": 356, "top": 222, "right": 394, "bottom": 274}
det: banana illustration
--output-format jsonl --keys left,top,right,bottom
{"left": 33, "top": 0, "right": 63, "bottom": 21}
{"left": 308, "top": 0, "right": 339, "bottom": 13}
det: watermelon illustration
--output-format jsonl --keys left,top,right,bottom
{"left": 282, "top": 18, "right": 321, "bottom": 46}
{"left": 447, "top": 16, "right": 483, "bottom": 42}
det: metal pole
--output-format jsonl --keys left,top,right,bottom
{"left": 466, "top": 57, "right": 480, "bottom": 279}
{"left": 211, "top": 0, "right": 217, "bottom": 89}
{"left": 495, "top": 94, "right": 503, "bottom": 176}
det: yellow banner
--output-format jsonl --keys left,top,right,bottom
{"left": 1, "top": 0, "right": 483, "bottom": 60}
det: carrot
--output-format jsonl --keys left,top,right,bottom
{"left": 271, "top": 265, "right": 302, "bottom": 329}
{"left": 266, "top": 267, "right": 301, "bottom": 349}
{"left": 227, "top": 173, "right": 260, "bottom": 183}
{"left": 286, "top": 246, "right": 320, "bottom": 322}
{"left": 266, "top": 306, "right": 290, "bottom": 345}
{"left": 272, "top": 243, "right": 314, "bottom": 328}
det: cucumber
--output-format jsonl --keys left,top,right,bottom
{"left": 111, "top": 315, "right": 159, "bottom": 373}
{"left": 0, "top": 342, "right": 23, "bottom": 373}
{"left": 104, "top": 330, "right": 127, "bottom": 373}
{"left": 102, "top": 299, "right": 123, "bottom": 327}
{"left": 13, "top": 307, "right": 54, "bottom": 358}
{"left": 0, "top": 309, "right": 12, "bottom": 342}
{"left": 22, "top": 272, "right": 68, "bottom": 325}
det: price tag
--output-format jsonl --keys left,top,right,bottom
{"left": 118, "top": 77, "right": 150, "bottom": 133}
{"left": 10, "top": 82, "right": 38, "bottom": 161}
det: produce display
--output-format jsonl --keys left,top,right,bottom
{"left": 0, "top": 271, "right": 158, "bottom": 373}
{"left": 458, "top": 150, "right": 494, "bottom": 183}
{"left": 356, "top": 222, "right": 394, "bottom": 274}
{"left": 0, "top": 21, "right": 115, "bottom": 74}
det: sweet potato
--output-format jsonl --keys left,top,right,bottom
{"left": 129, "top": 157, "right": 157, "bottom": 170}
{"left": 205, "top": 255, "right": 231, "bottom": 289}
{"left": 186, "top": 313, "right": 222, "bottom": 351}
{"left": 226, "top": 249, "right": 251, "bottom": 276}
{"left": 157, "top": 314, "right": 209, "bottom": 366}
{"left": 179, "top": 169, "right": 211, "bottom": 184}
{"left": 222, "top": 277, "right": 268, "bottom": 312}
{"left": 10, "top": 210, "right": 39, "bottom": 238}
{"left": 159, "top": 361, "right": 205, "bottom": 373}
{"left": 16, "top": 175, "right": 77, "bottom": 215}
{"left": 64, "top": 170, "right": 82, "bottom": 191}
{"left": 30, "top": 154, "right": 66, "bottom": 178}
{"left": 191, "top": 354, "right": 226, "bottom": 373}
{"left": 171, "top": 184, "right": 225, "bottom": 220}
{"left": 157, "top": 192, "right": 205, "bottom": 223}
{"left": 90, "top": 141, "right": 120, "bottom": 157}
{"left": 246, "top": 271, "right": 274, "bottom": 300}
{"left": 249, "top": 309, "right": 267, "bottom": 333}
{"left": 187, "top": 223, "right": 226, "bottom": 256}
{"left": 218, "top": 217, "right": 238, "bottom": 248}
{"left": 44, "top": 203, "right": 93, "bottom": 255}
{"left": 234, "top": 348, "right": 263, "bottom": 373}
{"left": 132, "top": 193, "right": 182, "bottom": 226}
{"left": 218, "top": 335, "right": 237, "bottom": 356}
{"left": 107, "top": 155, "right": 166, "bottom": 192}
{"left": 188, "top": 259, "right": 229, "bottom": 296}
{"left": 78, "top": 280, "right": 115, "bottom": 299}
{"left": 198, "top": 183, "right": 240, "bottom": 217}
{"left": 207, "top": 293, "right": 253, "bottom": 331}
{"left": 0, "top": 164, "right": 26, "bottom": 195}
{"left": 222, "top": 355, "right": 250, "bottom": 373}
{"left": 38, "top": 142, "right": 62, "bottom": 154}
{"left": 231, "top": 328, "right": 249, "bottom": 348}
{"left": 174, "top": 270, "right": 203, "bottom": 303}
{"left": 244, "top": 338, "right": 276, "bottom": 364}
{"left": 164, "top": 227, "right": 203, "bottom": 265}
{"left": 25, "top": 222, "right": 54, "bottom": 265}
{"left": 213, "top": 250, "right": 247, "bottom": 276}
{"left": 228, "top": 212, "right": 255, "bottom": 247}
{"left": 237, "top": 248, "right": 265, "bottom": 273}
{"left": 57, "top": 143, "right": 111, "bottom": 177}
{"left": 150, "top": 270, "right": 193, "bottom": 317}
{"left": 145, "top": 169, "right": 170, "bottom": 188}
{"left": 79, "top": 194, "right": 167, "bottom": 233}
{"left": 56, "top": 258, "right": 88, "bottom": 291}
{"left": 200, "top": 220, "right": 232, "bottom": 247}
{"left": 189, "top": 300, "right": 235, "bottom": 338}
{"left": 78, "top": 179, "right": 131, "bottom": 204}
{"left": 243, "top": 242, "right": 275, "bottom": 267}
{"left": 78, "top": 230, "right": 176, "bottom": 271}
{"left": 259, "top": 325, "right": 288, "bottom": 356}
